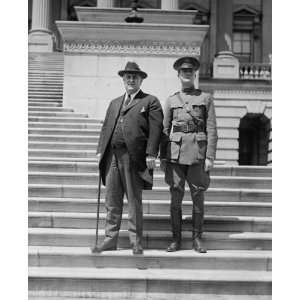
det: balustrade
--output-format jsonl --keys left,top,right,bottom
{"left": 239, "top": 63, "right": 272, "bottom": 80}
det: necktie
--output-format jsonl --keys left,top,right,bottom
{"left": 124, "top": 95, "right": 131, "bottom": 107}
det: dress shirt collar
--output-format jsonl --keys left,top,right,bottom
{"left": 125, "top": 89, "right": 141, "bottom": 102}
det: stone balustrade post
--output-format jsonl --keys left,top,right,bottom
{"left": 97, "top": 0, "right": 115, "bottom": 8}
{"left": 161, "top": 0, "right": 179, "bottom": 10}
{"left": 29, "top": 0, "right": 54, "bottom": 52}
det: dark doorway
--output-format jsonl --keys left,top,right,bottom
{"left": 238, "top": 114, "right": 271, "bottom": 165}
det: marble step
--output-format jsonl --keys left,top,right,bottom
{"left": 28, "top": 184, "right": 272, "bottom": 202}
{"left": 29, "top": 246, "right": 271, "bottom": 271}
{"left": 28, "top": 107, "right": 73, "bottom": 112}
{"left": 28, "top": 116, "right": 100, "bottom": 123}
{"left": 28, "top": 123, "right": 100, "bottom": 130}
{"left": 29, "top": 141, "right": 97, "bottom": 150}
{"left": 28, "top": 161, "right": 271, "bottom": 177}
{"left": 28, "top": 211, "right": 271, "bottom": 233}
{"left": 28, "top": 102, "right": 63, "bottom": 107}
{"left": 28, "top": 172, "right": 272, "bottom": 189}
{"left": 28, "top": 197, "right": 271, "bottom": 217}
{"left": 29, "top": 112, "right": 89, "bottom": 118}
{"left": 28, "top": 228, "right": 272, "bottom": 250}
{"left": 28, "top": 267, "right": 271, "bottom": 300}
{"left": 28, "top": 134, "right": 98, "bottom": 143}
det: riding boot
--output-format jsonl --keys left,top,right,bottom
{"left": 192, "top": 210, "right": 207, "bottom": 253}
{"left": 166, "top": 208, "right": 182, "bottom": 252}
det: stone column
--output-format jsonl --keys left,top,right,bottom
{"left": 161, "top": 0, "right": 179, "bottom": 10}
{"left": 262, "top": 0, "right": 272, "bottom": 63}
{"left": 29, "top": 0, "right": 54, "bottom": 52}
{"left": 213, "top": 0, "right": 239, "bottom": 78}
{"left": 97, "top": 0, "right": 115, "bottom": 7}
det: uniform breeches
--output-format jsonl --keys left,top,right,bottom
{"left": 104, "top": 147, "right": 143, "bottom": 248}
{"left": 165, "top": 161, "right": 207, "bottom": 239}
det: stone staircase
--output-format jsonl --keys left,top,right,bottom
{"left": 28, "top": 53, "right": 272, "bottom": 300}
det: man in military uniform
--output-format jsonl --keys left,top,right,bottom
{"left": 160, "top": 56, "right": 218, "bottom": 253}
{"left": 95, "top": 62, "right": 163, "bottom": 255}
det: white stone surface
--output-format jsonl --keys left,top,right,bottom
{"left": 213, "top": 52, "right": 239, "bottom": 79}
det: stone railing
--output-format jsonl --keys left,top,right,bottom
{"left": 239, "top": 63, "right": 272, "bottom": 80}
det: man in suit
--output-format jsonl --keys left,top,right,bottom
{"left": 95, "top": 61, "right": 163, "bottom": 255}
{"left": 160, "top": 56, "right": 218, "bottom": 253}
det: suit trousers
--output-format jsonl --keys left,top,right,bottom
{"left": 165, "top": 161, "right": 206, "bottom": 239}
{"left": 102, "top": 146, "right": 144, "bottom": 250}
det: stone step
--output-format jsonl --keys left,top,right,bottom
{"left": 28, "top": 197, "right": 271, "bottom": 217}
{"left": 28, "top": 116, "right": 100, "bottom": 123}
{"left": 28, "top": 80, "right": 64, "bottom": 85}
{"left": 28, "top": 184, "right": 272, "bottom": 202}
{"left": 28, "top": 102, "right": 63, "bottom": 107}
{"left": 28, "top": 87, "right": 63, "bottom": 92}
{"left": 29, "top": 141, "right": 97, "bottom": 150}
{"left": 28, "top": 92, "right": 63, "bottom": 97}
{"left": 28, "top": 161, "right": 271, "bottom": 177}
{"left": 28, "top": 212, "right": 271, "bottom": 233}
{"left": 28, "top": 134, "right": 98, "bottom": 143}
{"left": 28, "top": 94, "right": 62, "bottom": 99}
{"left": 29, "top": 112, "right": 88, "bottom": 118}
{"left": 28, "top": 122, "right": 100, "bottom": 130}
{"left": 28, "top": 267, "right": 271, "bottom": 299}
{"left": 28, "top": 172, "right": 272, "bottom": 189}
{"left": 28, "top": 83, "right": 63, "bottom": 88}
{"left": 28, "top": 129, "right": 98, "bottom": 136}
{"left": 29, "top": 246, "right": 271, "bottom": 271}
{"left": 27, "top": 98, "right": 63, "bottom": 103}
{"left": 28, "top": 107, "right": 73, "bottom": 112}
{"left": 28, "top": 149, "right": 97, "bottom": 158}
{"left": 28, "top": 228, "right": 271, "bottom": 250}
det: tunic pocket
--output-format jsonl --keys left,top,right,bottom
{"left": 167, "top": 133, "right": 182, "bottom": 160}
{"left": 196, "top": 133, "right": 207, "bottom": 159}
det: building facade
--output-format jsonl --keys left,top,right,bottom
{"left": 28, "top": 0, "right": 272, "bottom": 166}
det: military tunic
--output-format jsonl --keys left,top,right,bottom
{"left": 160, "top": 88, "right": 218, "bottom": 164}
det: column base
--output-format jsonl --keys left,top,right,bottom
{"left": 29, "top": 30, "right": 54, "bottom": 52}
{"left": 213, "top": 51, "right": 239, "bottom": 79}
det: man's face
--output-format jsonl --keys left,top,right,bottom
{"left": 178, "top": 68, "right": 196, "bottom": 85}
{"left": 123, "top": 73, "right": 143, "bottom": 95}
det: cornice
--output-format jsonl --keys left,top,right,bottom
{"left": 63, "top": 39, "right": 201, "bottom": 56}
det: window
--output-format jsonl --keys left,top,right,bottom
{"left": 233, "top": 31, "right": 252, "bottom": 62}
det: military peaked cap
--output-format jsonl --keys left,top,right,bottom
{"left": 118, "top": 61, "right": 147, "bottom": 79}
{"left": 173, "top": 56, "right": 200, "bottom": 71}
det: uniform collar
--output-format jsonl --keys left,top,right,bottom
{"left": 181, "top": 86, "right": 195, "bottom": 94}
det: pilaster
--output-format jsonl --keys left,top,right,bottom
{"left": 29, "top": 0, "right": 54, "bottom": 52}
{"left": 161, "top": 0, "right": 178, "bottom": 10}
{"left": 97, "top": 0, "right": 116, "bottom": 8}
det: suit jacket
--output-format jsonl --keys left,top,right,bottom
{"left": 96, "top": 90, "right": 163, "bottom": 190}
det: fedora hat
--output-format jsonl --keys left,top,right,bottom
{"left": 118, "top": 61, "right": 147, "bottom": 79}
{"left": 173, "top": 56, "right": 200, "bottom": 71}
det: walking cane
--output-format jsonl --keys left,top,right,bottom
{"left": 91, "top": 168, "right": 102, "bottom": 253}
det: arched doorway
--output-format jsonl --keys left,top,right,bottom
{"left": 238, "top": 113, "right": 271, "bottom": 165}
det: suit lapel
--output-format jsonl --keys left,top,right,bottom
{"left": 110, "top": 95, "right": 124, "bottom": 126}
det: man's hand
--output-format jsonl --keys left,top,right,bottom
{"left": 160, "top": 159, "right": 167, "bottom": 172}
{"left": 204, "top": 158, "right": 214, "bottom": 172}
{"left": 146, "top": 155, "right": 156, "bottom": 170}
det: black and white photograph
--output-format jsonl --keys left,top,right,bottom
{"left": 15, "top": 0, "right": 275, "bottom": 298}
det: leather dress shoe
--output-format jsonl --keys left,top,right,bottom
{"left": 91, "top": 244, "right": 117, "bottom": 253}
{"left": 132, "top": 245, "right": 143, "bottom": 255}
{"left": 193, "top": 237, "right": 207, "bottom": 253}
{"left": 166, "top": 241, "right": 181, "bottom": 252}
